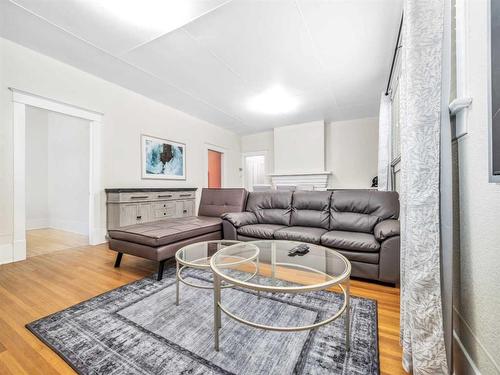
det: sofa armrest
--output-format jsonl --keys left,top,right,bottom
{"left": 221, "top": 212, "right": 258, "bottom": 228}
{"left": 374, "top": 219, "right": 400, "bottom": 241}
{"left": 378, "top": 235, "right": 400, "bottom": 284}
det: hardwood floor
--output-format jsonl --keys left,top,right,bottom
{"left": 26, "top": 228, "right": 88, "bottom": 258}
{"left": 0, "top": 244, "right": 404, "bottom": 375}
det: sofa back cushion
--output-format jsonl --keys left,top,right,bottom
{"left": 245, "top": 191, "right": 293, "bottom": 226}
{"left": 290, "top": 191, "right": 332, "bottom": 229}
{"left": 330, "top": 190, "right": 399, "bottom": 233}
{"left": 198, "top": 188, "right": 248, "bottom": 217}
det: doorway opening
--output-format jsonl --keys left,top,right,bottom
{"left": 242, "top": 152, "right": 267, "bottom": 191}
{"left": 25, "top": 106, "right": 90, "bottom": 257}
{"left": 10, "top": 88, "right": 103, "bottom": 264}
{"left": 208, "top": 149, "right": 223, "bottom": 188}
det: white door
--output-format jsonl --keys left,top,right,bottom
{"left": 243, "top": 155, "right": 266, "bottom": 191}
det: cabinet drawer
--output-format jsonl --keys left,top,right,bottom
{"left": 173, "top": 192, "right": 195, "bottom": 199}
{"left": 119, "top": 192, "right": 153, "bottom": 202}
{"left": 152, "top": 202, "right": 176, "bottom": 219}
{"left": 152, "top": 192, "right": 176, "bottom": 200}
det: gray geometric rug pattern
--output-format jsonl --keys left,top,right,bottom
{"left": 26, "top": 267, "right": 379, "bottom": 375}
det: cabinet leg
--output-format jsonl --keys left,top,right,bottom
{"left": 114, "top": 252, "right": 123, "bottom": 268}
{"left": 157, "top": 260, "right": 166, "bottom": 281}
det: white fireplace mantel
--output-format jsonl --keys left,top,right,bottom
{"left": 269, "top": 171, "right": 331, "bottom": 190}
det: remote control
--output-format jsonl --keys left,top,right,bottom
{"left": 288, "top": 244, "right": 310, "bottom": 256}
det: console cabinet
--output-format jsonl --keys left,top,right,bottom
{"left": 105, "top": 188, "right": 197, "bottom": 230}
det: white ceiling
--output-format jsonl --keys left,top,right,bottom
{"left": 0, "top": 0, "right": 403, "bottom": 134}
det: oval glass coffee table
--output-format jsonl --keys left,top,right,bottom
{"left": 174, "top": 240, "right": 258, "bottom": 305}
{"left": 209, "top": 240, "right": 351, "bottom": 352}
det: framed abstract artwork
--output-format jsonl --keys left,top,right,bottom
{"left": 141, "top": 135, "right": 186, "bottom": 180}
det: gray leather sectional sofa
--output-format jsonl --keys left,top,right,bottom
{"left": 107, "top": 188, "right": 248, "bottom": 280}
{"left": 222, "top": 190, "right": 400, "bottom": 284}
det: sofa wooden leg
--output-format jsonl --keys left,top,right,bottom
{"left": 157, "top": 260, "right": 166, "bottom": 281}
{"left": 114, "top": 252, "right": 123, "bottom": 268}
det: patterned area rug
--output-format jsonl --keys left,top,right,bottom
{"left": 26, "top": 267, "right": 379, "bottom": 375}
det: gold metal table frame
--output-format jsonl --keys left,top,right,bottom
{"left": 209, "top": 241, "right": 352, "bottom": 352}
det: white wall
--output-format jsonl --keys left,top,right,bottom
{"left": 25, "top": 107, "right": 90, "bottom": 235}
{"left": 25, "top": 106, "right": 48, "bottom": 229}
{"left": 241, "top": 117, "right": 378, "bottom": 189}
{"left": 453, "top": 0, "right": 500, "bottom": 373}
{"left": 0, "top": 37, "right": 242, "bottom": 263}
{"left": 273, "top": 121, "right": 325, "bottom": 173}
{"left": 47, "top": 111, "right": 90, "bottom": 235}
{"left": 326, "top": 117, "right": 379, "bottom": 189}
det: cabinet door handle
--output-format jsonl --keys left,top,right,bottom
{"left": 131, "top": 196, "right": 148, "bottom": 199}
{"left": 183, "top": 209, "right": 187, "bottom": 213}
{"left": 179, "top": 194, "right": 191, "bottom": 197}
{"left": 136, "top": 215, "right": 142, "bottom": 220}
{"left": 158, "top": 194, "right": 172, "bottom": 198}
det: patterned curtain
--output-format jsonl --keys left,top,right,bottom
{"left": 399, "top": 0, "right": 450, "bottom": 373}
{"left": 378, "top": 92, "right": 392, "bottom": 190}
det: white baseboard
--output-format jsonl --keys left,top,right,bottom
{"left": 26, "top": 218, "right": 49, "bottom": 230}
{"left": 12, "top": 239, "right": 26, "bottom": 262}
{"left": 0, "top": 240, "right": 26, "bottom": 265}
{"left": 453, "top": 330, "right": 482, "bottom": 375}
{"left": 0, "top": 243, "right": 13, "bottom": 265}
{"left": 453, "top": 306, "right": 500, "bottom": 374}
{"left": 49, "top": 218, "right": 89, "bottom": 236}
{"left": 90, "top": 227, "right": 107, "bottom": 245}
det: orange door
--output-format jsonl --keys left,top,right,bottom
{"left": 207, "top": 150, "right": 222, "bottom": 188}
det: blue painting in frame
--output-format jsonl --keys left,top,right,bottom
{"left": 141, "top": 135, "right": 186, "bottom": 180}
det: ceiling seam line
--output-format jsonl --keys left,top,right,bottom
{"left": 181, "top": 28, "right": 247, "bottom": 83}
{"left": 117, "top": 0, "right": 235, "bottom": 56}
{"left": 7, "top": 0, "right": 249, "bottom": 127}
{"left": 181, "top": 28, "right": 272, "bottom": 117}
{"left": 293, "top": 0, "right": 342, "bottom": 114}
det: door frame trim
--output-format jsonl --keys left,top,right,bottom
{"left": 241, "top": 150, "right": 268, "bottom": 191}
{"left": 9, "top": 88, "right": 103, "bottom": 264}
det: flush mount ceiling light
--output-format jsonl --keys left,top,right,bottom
{"left": 247, "top": 86, "right": 300, "bottom": 115}
{"left": 94, "top": 0, "right": 193, "bottom": 34}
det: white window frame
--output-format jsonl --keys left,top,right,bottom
{"left": 453, "top": 0, "right": 472, "bottom": 139}
{"left": 487, "top": 0, "right": 500, "bottom": 183}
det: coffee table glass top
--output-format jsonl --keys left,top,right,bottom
{"left": 175, "top": 240, "right": 240, "bottom": 268}
{"left": 210, "top": 240, "right": 351, "bottom": 291}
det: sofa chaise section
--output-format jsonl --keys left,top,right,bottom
{"left": 108, "top": 188, "right": 248, "bottom": 280}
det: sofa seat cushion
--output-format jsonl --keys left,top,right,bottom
{"left": 321, "top": 230, "right": 380, "bottom": 252}
{"left": 107, "top": 216, "right": 222, "bottom": 247}
{"left": 237, "top": 224, "right": 286, "bottom": 239}
{"left": 274, "top": 226, "right": 328, "bottom": 244}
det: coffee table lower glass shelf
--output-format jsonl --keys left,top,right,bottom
{"left": 209, "top": 240, "right": 352, "bottom": 352}
{"left": 174, "top": 240, "right": 259, "bottom": 305}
